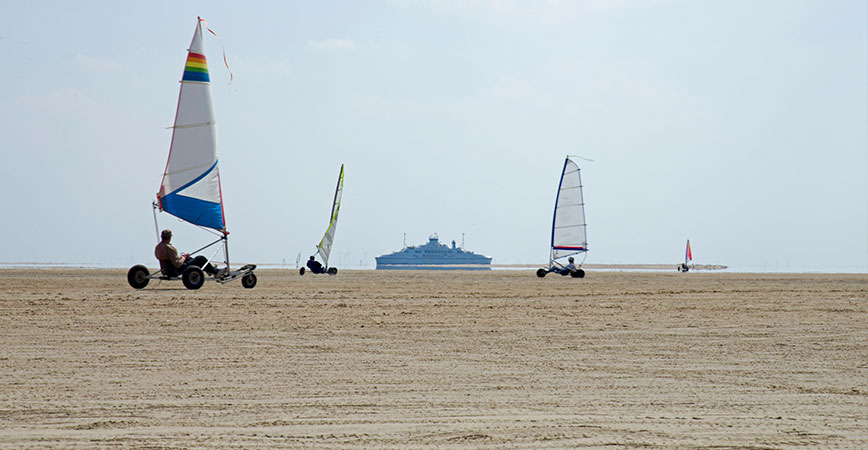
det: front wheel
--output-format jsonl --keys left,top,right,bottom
{"left": 241, "top": 273, "right": 257, "bottom": 289}
{"left": 571, "top": 269, "right": 586, "bottom": 278}
{"left": 327, "top": 267, "right": 338, "bottom": 275}
{"left": 299, "top": 267, "right": 306, "bottom": 275}
{"left": 182, "top": 266, "right": 205, "bottom": 290}
{"left": 536, "top": 268, "right": 547, "bottom": 278}
{"left": 127, "top": 264, "right": 150, "bottom": 289}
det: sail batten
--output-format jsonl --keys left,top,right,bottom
{"left": 157, "top": 19, "right": 225, "bottom": 233}
{"left": 171, "top": 121, "right": 216, "bottom": 130}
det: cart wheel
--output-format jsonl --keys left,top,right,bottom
{"left": 328, "top": 267, "right": 338, "bottom": 275}
{"left": 182, "top": 266, "right": 204, "bottom": 290}
{"left": 536, "top": 268, "right": 547, "bottom": 278}
{"left": 299, "top": 267, "right": 305, "bottom": 275}
{"left": 241, "top": 273, "right": 257, "bottom": 289}
{"left": 571, "top": 269, "right": 586, "bottom": 278}
{"left": 127, "top": 264, "right": 150, "bottom": 289}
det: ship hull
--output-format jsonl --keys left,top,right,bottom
{"left": 376, "top": 264, "right": 491, "bottom": 271}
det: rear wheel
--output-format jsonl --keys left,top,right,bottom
{"left": 241, "top": 273, "right": 257, "bottom": 289}
{"left": 536, "top": 268, "right": 547, "bottom": 278}
{"left": 127, "top": 265, "right": 150, "bottom": 289}
{"left": 571, "top": 269, "right": 586, "bottom": 278}
{"left": 182, "top": 266, "right": 204, "bottom": 290}
{"left": 328, "top": 267, "right": 338, "bottom": 275}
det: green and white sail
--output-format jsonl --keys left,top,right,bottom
{"left": 317, "top": 164, "right": 344, "bottom": 267}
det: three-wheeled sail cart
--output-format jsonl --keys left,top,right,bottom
{"left": 127, "top": 18, "right": 255, "bottom": 290}
{"left": 679, "top": 239, "right": 693, "bottom": 272}
{"left": 537, "top": 156, "right": 588, "bottom": 278}
{"left": 300, "top": 164, "right": 344, "bottom": 276}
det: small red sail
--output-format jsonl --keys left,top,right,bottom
{"left": 685, "top": 239, "right": 693, "bottom": 263}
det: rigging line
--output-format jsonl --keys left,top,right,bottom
{"left": 188, "top": 236, "right": 225, "bottom": 257}
{"left": 199, "top": 18, "right": 233, "bottom": 84}
{"left": 567, "top": 154, "right": 595, "bottom": 162}
{"left": 193, "top": 221, "right": 226, "bottom": 237}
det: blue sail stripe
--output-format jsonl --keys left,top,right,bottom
{"left": 161, "top": 194, "right": 224, "bottom": 230}
{"left": 183, "top": 70, "right": 210, "bottom": 82}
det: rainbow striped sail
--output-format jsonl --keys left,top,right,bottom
{"left": 183, "top": 52, "right": 210, "bottom": 82}
{"left": 157, "top": 18, "right": 225, "bottom": 232}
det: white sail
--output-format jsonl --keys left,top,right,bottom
{"left": 550, "top": 157, "right": 588, "bottom": 261}
{"left": 317, "top": 164, "right": 344, "bottom": 267}
{"left": 157, "top": 18, "right": 224, "bottom": 232}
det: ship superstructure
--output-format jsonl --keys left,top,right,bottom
{"left": 375, "top": 234, "right": 492, "bottom": 270}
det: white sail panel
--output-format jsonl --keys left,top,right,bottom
{"left": 551, "top": 158, "right": 587, "bottom": 260}
{"left": 178, "top": 165, "right": 221, "bottom": 202}
{"left": 317, "top": 165, "right": 344, "bottom": 267}
{"left": 160, "top": 123, "right": 216, "bottom": 195}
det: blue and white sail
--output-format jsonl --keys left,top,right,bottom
{"left": 550, "top": 157, "right": 588, "bottom": 261}
{"left": 157, "top": 18, "right": 225, "bottom": 232}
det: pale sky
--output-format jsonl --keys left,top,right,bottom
{"left": 1, "top": 0, "right": 866, "bottom": 272}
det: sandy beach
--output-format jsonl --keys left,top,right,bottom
{"left": 1, "top": 268, "right": 866, "bottom": 449}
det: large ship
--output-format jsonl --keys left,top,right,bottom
{"left": 376, "top": 234, "right": 492, "bottom": 270}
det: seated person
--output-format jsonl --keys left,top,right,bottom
{"left": 306, "top": 255, "right": 325, "bottom": 274}
{"left": 155, "top": 229, "right": 217, "bottom": 277}
{"left": 553, "top": 256, "right": 576, "bottom": 276}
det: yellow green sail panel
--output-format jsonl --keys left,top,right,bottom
{"left": 316, "top": 164, "right": 344, "bottom": 267}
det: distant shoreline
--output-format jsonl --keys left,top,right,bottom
{"left": 5, "top": 262, "right": 865, "bottom": 274}
{"left": 493, "top": 263, "right": 729, "bottom": 271}
{"left": 0, "top": 262, "right": 773, "bottom": 273}
{"left": 4, "top": 262, "right": 728, "bottom": 271}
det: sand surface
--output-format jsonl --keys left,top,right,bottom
{"left": 1, "top": 269, "right": 866, "bottom": 449}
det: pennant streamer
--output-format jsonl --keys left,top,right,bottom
{"left": 199, "top": 18, "right": 233, "bottom": 83}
